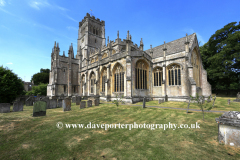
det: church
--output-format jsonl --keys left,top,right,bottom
{"left": 47, "top": 13, "right": 212, "bottom": 103}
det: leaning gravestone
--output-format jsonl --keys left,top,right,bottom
{"left": 0, "top": 103, "right": 10, "bottom": 113}
{"left": 143, "top": 97, "right": 146, "bottom": 108}
{"left": 87, "top": 100, "right": 92, "bottom": 107}
{"left": 33, "top": 101, "right": 46, "bottom": 117}
{"left": 215, "top": 111, "right": 240, "bottom": 147}
{"left": 13, "top": 101, "right": 23, "bottom": 112}
{"left": 80, "top": 101, "right": 86, "bottom": 109}
{"left": 76, "top": 96, "right": 81, "bottom": 105}
{"left": 63, "top": 97, "right": 71, "bottom": 111}
{"left": 165, "top": 95, "right": 168, "bottom": 102}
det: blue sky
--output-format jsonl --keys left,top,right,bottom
{"left": 0, "top": 0, "right": 239, "bottom": 82}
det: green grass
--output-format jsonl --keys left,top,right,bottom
{"left": 0, "top": 98, "right": 240, "bottom": 160}
{"left": 134, "top": 96, "right": 240, "bottom": 112}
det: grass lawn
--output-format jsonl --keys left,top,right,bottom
{"left": 134, "top": 96, "right": 240, "bottom": 112}
{"left": 0, "top": 98, "right": 240, "bottom": 160}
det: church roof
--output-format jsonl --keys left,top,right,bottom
{"left": 145, "top": 33, "right": 196, "bottom": 58}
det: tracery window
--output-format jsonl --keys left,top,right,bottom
{"left": 114, "top": 65, "right": 124, "bottom": 92}
{"left": 102, "top": 53, "right": 107, "bottom": 59}
{"left": 102, "top": 69, "right": 107, "bottom": 92}
{"left": 112, "top": 49, "right": 116, "bottom": 55}
{"left": 135, "top": 61, "right": 147, "bottom": 89}
{"left": 90, "top": 73, "right": 95, "bottom": 93}
{"left": 81, "top": 75, "right": 85, "bottom": 94}
{"left": 168, "top": 65, "right": 181, "bottom": 86}
{"left": 154, "top": 68, "right": 163, "bottom": 86}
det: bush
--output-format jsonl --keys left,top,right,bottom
{"left": 25, "top": 83, "right": 48, "bottom": 96}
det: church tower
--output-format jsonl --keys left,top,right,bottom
{"left": 77, "top": 13, "right": 105, "bottom": 62}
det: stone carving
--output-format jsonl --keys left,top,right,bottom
{"left": 33, "top": 101, "right": 46, "bottom": 117}
{"left": 13, "top": 101, "right": 24, "bottom": 112}
{"left": 215, "top": 111, "right": 240, "bottom": 147}
{"left": 0, "top": 103, "right": 10, "bottom": 113}
{"left": 80, "top": 101, "right": 86, "bottom": 109}
{"left": 87, "top": 100, "right": 92, "bottom": 107}
{"left": 63, "top": 97, "right": 71, "bottom": 111}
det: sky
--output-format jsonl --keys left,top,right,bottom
{"left": 0, "top": 0, "right": 239, "bottom": 82}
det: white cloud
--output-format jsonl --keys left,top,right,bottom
{"left": 67, "top": 26, "right": 78, "bottom": 31}
{"left": 0, "top": 0, "right": 6, "bottom": 6}
{"left": 29, "top": 1, "right": 50, "bottom": 10}
{"left": 65, "top": 15, "right": 78, "bottom": 22}
{"left": 7, "top": 62, "right": 13, "bottom": 64}
{"left": 0, "top": 7, "right": 15, "bottom": 16}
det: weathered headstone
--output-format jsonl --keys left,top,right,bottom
{"left": 228, "top": 99, "right": 230, "bottom": 105}
{"left": 49, "top": 99, "right": 57, "bottom": 109}
{"left": 33, "top": 101, "right": 46, "bottom": 117}
{"left": 80, "top": 101, "right": 86, "bottom": 109}
{"left": 143, "top": 97, "right": 146, "bottom": 108}
{"left": 158, "top": 99, "right": 164, "bottom": 104}
{"left": 26, "top": 96, "right": 34, "bottom": 106}
{"left": 94, "top": 99, "right": 99, "bottom": 106}
{"left": 212, "top": 96, "right": 217, "bottom": 106}
{"left": 63, "top": 97, "right": 71, "bottom": 111}
{"left": 20, "top": 98, "right": 25, "bottom": 105}
{"left": 215, "top": 111, "right": 240, "bottom": 147}
{"left": 0, "top": 103, "right": 10, "bottom": 113}
{"left": 76, "top": 96, "right": 81, "bottom": 105}
{"left": 72, "top": 96, "right": 76, "bottom": 103}
{"left": 87, "top": 100, "right": 92, "bottom": 107}
{"left": 165, "top": 95, "right": 168, "bottom": 102}
{"left": 57, "top": 99, "right": 62, "bottom": 108}
{"left": 13, "top": 101, "right": 24, "bottom": 112}
{"left": 42, "top": 97, "right": 50, "bottom": 109}
{"left": 207, "top": 96, "right": 211, "bottom": 103}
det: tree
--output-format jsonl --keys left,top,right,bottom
{"left": 25, "top": 83, "right": 48, "bottom": 96}
{"left": 199, "top": 22, "right": 240, "bottom": 90}
{"left": 190, "top": 93, "right": 212, "bottom": 121}
{"left": 112, "top": 94, "right": 125, "bottom": 111}
{"left": 0, "top": 66, "right": 25, "bottom": 103}
{"left": 31, "top": 68, "right": 50, "bottom": 85}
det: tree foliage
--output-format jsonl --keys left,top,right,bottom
{"left": 199, "top": 22, "right": 240, "bottom": 90}
{"left": 0, "top": 66, "right": 25, "bottom": 103}
{"left": 25, "top": 83, "right": 48, "bottom": 96}
{"left": 31, "top": 68, "right": 50, "bottom": 85}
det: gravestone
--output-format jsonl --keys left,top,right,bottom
{"left": 80, "top": 101, "right": 86, "bottom": 109}
{"left": 57, "top": 99, "right": 62, "bottom": 108}
{"left": 72, "top": 96, "right": 76, "bottom": 103}
{"left": 63, "top": 97, "right": 71, "bottom": 111}
{"left": 49, "top": 99, "right": 57, "bottom": 109}
{"left": 20, "top": 98, "right": 25, "bottom": 105}
{"left": 33, "top": 101, "right": 46, "bottom": 117}
{"left": 87, "top": 100, "right": 92, "bottom": 107}
{"left": 42, "top": 97, "right": 50, "bottom": 109}
{"left": 0, "top": 103, "right": 10, "bottom": 113}
{"left": 143, "top": 97, "right": 146, "bottom": 108}
{"left": 165, "top": 95, "right": 168, "bottom": 102}
{"left": 202, "top": 96, "right": 205, "bottom": 104}
{"left": 76, "top": 96, "right": 81, "bottom": 105}
{"left": 234, "top": 92, "right": 240, "bottom": 102}
{"left": 26, "top": 96, "right": 34, "bottom": 106}
{"left": 94, "top": 99, "right": 99, "bottom": 106}
{"left": 13, "top": 101, "right": 24, "bottom": 112}
{"left": 207, "top": 96, "right": 211, "bottom": 103}
{"left": 215, "top": 111, "right": 240, "bottom": 147}
{"left": 158, "top": 99, "right": 164, "bottom": 104}
{"left": 228, "top": 99, "right": 230, "bottom": 105}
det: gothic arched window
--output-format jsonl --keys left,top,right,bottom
{"left": 102, "top": 69, "right": 107, "bottom": 92}
{"left": 114, "top": 65, "right": 124, "bottom": 92}
{"left": 168, "top": 65, "right": 181, "bottom": 86}
{"left": 154, "top": 67, "right": 163, "bottom": 86}
{"left": 81, "top": 75, "right": 85, "bottom": 94}
{"left": 93, "top": 28, "right": 96, "bottom": 34}
{"left": 96, "top": 29, "right": 98, "bottom": 35}
{"left": 90, "top": 73, "right": 95, "bottom": 93}
{"left": 135, "top": 61, "right": 147, "bottom": 89}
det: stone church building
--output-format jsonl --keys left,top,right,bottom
{"left": 47, "top": 13, "right": 212, "bottom": 103}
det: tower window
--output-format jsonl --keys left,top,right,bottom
{"left": 95, "top": 39, "right": 97, "bottom": 43}
{"left": 93, "top": 28, "right": 95, "bottom": 34}
{"left": 64, "top": 85, "right": 66, "bottom": 92}
{"left": 96, "top": 30, "right": 98, "bottom": 35}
